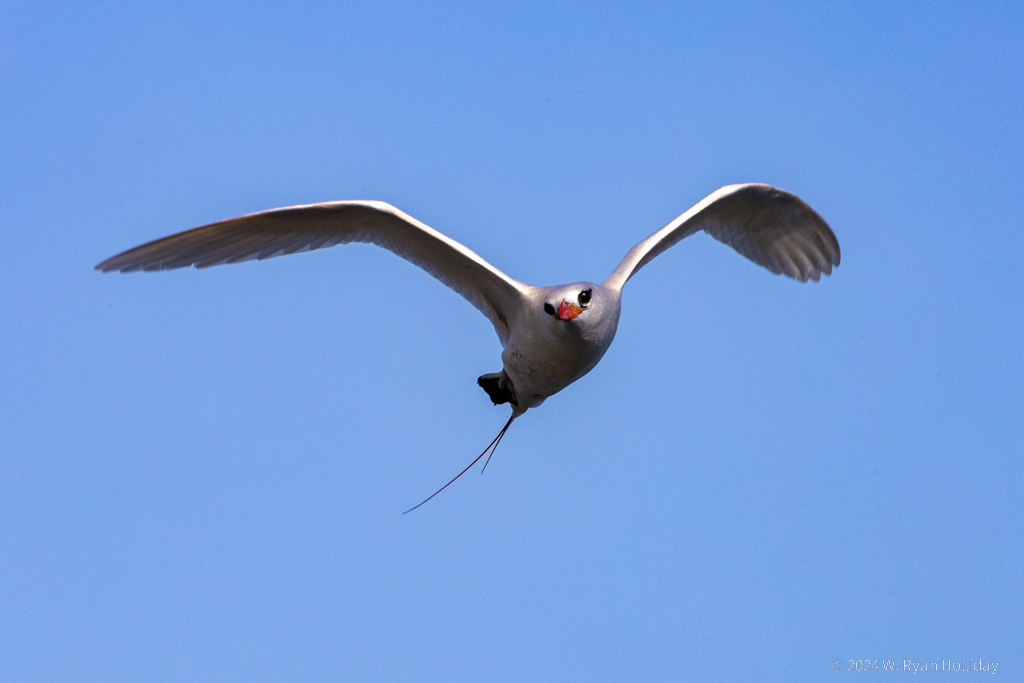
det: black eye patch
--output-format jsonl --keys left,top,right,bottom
{"left": 544, "top": 303, "right": 556, "bottom": 316}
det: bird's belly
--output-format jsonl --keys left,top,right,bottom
{"left": 501, "top": 334, "right": 608, "bottom": 410}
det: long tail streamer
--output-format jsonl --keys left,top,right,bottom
{"left": 402, "top": 413, "right": 516, "bottom": 514}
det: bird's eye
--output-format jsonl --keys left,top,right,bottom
{"left": 578, "top": 289, "right": 592, "bottom": 306}
{"left": 544, "top": 303, "right": 556, "bottom": 316}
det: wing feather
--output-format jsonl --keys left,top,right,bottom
{"left": 97, "top": 201, "right": 528, "bottom": 343}
{"left": 604, "top": 184, "right": 840, "bottom": 289}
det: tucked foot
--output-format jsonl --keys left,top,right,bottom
{"left": 477, "top": 372, "right": 517, "bottom": 406}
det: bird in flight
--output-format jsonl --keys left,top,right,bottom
{"left": 97, "top": 183, "right": 840, "bottom": 510}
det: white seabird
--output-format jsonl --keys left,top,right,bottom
{"left": 97, "top": 183, "right": 840, "bottom": 510}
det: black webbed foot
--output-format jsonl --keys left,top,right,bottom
{"left": 477, "top": 372, "right": 517, "bottom": 406}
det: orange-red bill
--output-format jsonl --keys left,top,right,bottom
{"left": 558, "top": 300, "right": 582, "bottom": 321}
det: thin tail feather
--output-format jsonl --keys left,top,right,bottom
{"left": 402, "top": 413, "right": 516, "bottom": 514}
{"left": 480, "top": 420, "right": 513, "bottom": 474}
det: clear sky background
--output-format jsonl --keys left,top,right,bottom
{"left": 2, "top": 2, "right": 1021, "bottom": 680}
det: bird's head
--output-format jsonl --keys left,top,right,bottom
{"left": 539, "top": 282, "right": 621, "bottom": 365}
{"left": 543, "top": 283, "right": 593, "bottom": 322}
{"left": 542, "top": 282, "right": 619, "bottom": 333}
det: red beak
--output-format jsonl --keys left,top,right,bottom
{"left": 558, "top": 300, "right": 582, "bottom": 321}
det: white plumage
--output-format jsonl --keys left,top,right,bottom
{"left": 98, "top": 183, "right": 840, "bottom": 508}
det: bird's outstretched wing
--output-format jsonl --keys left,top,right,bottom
{"left": 96, "top": 201, "right": 529, "bottom": 343}
{"left": 603, "top": 184, "right": 840, "bottom": 290}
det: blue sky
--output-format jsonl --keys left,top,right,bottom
{"left": 2, "top": 2, "right": 1021, "bottom": 680}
